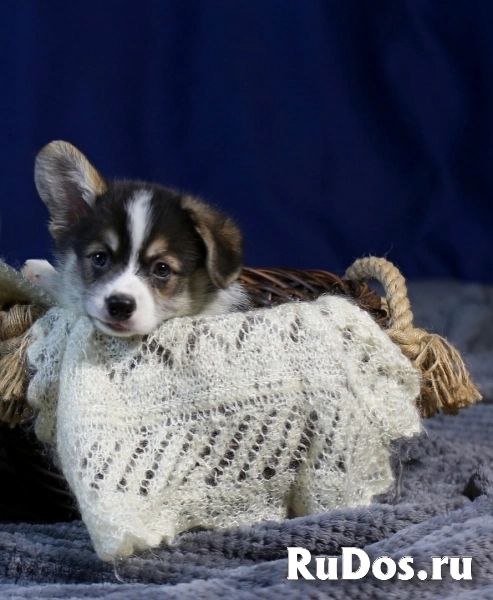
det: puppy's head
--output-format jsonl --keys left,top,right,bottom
{"left": 35, "top": 141, "right": 243, "bottom": 336}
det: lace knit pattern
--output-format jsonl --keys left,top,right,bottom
{"left": 27, "top": 295, "right": 421, "bottom": 560}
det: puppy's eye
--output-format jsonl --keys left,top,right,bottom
{"left": 153, "top": 262, "right": 171, "bottom": 278}
{"left": 92, "top": 252, "right": 109, "bottom": 268}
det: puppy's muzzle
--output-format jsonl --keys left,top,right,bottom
{"left": 106, "top": 294, "right": 136, "bottom": 321}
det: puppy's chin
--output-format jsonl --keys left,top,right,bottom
{"left": 91, "top": 317, "right": 154, "bottom": 338}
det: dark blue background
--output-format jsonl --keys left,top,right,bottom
{"left": 1, "top": 0, "right": 492, "bottom": 281}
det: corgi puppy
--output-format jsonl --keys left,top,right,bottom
{"left": 23, "top": 141, "right": 247, "bottom": 337}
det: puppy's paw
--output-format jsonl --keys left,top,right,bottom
{"left": 22, "top": 259, "right": 58, "bottom": 288}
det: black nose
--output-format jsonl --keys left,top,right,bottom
{"left": 106, "top": 294, "right": 136, "bottom": 321}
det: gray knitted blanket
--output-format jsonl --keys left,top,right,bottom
{"left": 1, "top": 281, "right": 493, "bottom": 599}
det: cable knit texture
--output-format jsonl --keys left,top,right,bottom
{"left": 26, "top": 295, "right": 421, "bottom": 560}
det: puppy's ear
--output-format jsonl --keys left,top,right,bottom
{"left": 182, "top": 196, "right": 243, "bottom": 288}
{"left": 34, "top": 141, "right": 107, "bottom": 240}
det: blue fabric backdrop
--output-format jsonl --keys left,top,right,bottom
{"left": 1, "top": 0, "right": 492, "bottom": 282}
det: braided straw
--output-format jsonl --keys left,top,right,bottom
{"left": 345, "top": 257, "right": 481, "bottom": 417}
{"left": 0, "top": 303, "right": 44, "bottom": 426}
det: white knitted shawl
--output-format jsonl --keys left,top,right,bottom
{"left": 27, "top": 295, "right": 421, "bottom": 561}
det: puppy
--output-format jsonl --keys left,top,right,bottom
{"left": 23, "top": 141, "right": 247, "bottom": 337}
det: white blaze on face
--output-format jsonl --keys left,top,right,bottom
{"left": 86, "top": 190, "right": 160, "bottom": 336}
{"left": 128, "top": 190, "right": 152, "bottom": 262}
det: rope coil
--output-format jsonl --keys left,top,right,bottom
{"left": 345, "top": 257, "right": 482, "bottom": 416}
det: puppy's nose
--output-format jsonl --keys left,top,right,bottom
{"left": 106, "top": 294, "right": 136, "bottom": 321}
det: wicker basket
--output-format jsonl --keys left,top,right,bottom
{"left": 0, "top": 267, "right": 387, "bottom": 523}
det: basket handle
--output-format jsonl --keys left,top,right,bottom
{"left": 345, "top": 257, "right": 481, "bottom": 417}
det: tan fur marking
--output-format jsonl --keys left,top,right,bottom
{"left": 86, "top": 241, "right": 107, "bottom": 255}
{"left": 145, "top": 237, "right": 169, "bottom": 259}
{"left": 102, "top": 230, "right": 119, "bottom": 253}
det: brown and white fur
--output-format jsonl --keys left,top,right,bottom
{"left": 23, "top": 141, "right": 248, "bottom": 337}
